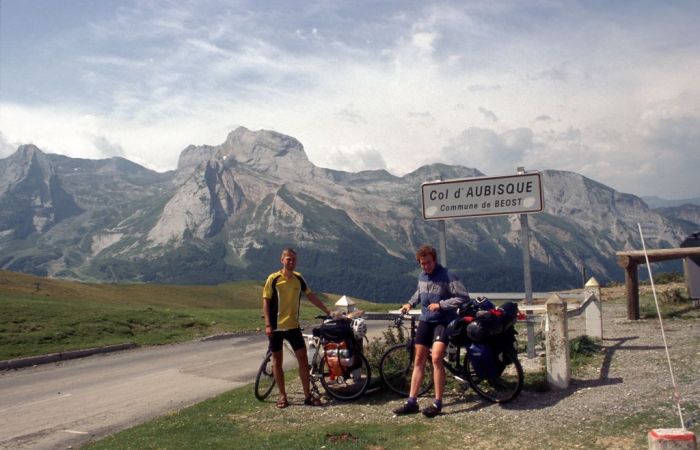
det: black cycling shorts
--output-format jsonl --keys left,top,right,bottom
{"left": 415, "top": 321, "right": 448, "bottom": 347}
{"left": 269, "top": 328, "right": 306, "bottom": 353}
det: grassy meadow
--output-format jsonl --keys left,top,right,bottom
{"left": 0, "top": 270, "right": 393, "bottom": 360}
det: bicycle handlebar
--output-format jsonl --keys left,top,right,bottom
{"left": 391, "top": 312, "right": 414, "bottom": 319}
{"left": 390, "top": 314, "right": 415, "bottom": 329}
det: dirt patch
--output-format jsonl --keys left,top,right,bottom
{"left": 326, "top": 432, "right": 359, "bottom": 444}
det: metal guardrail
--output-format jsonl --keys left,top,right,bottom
{"left": 360, "top": 292, "right": 596, "bottom": 341}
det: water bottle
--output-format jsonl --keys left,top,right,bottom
{"left": 446, "top": 342, "right": 457, "bottom": 362}
{"left": 339, "top": 348, "right": 354, "bottom": 367}
{"left": 307, "top": 342, "right": 316, "bottom": 366}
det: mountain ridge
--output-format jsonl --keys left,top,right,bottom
{"left": 0, "top": 127, "right": 696, "bottom": 300}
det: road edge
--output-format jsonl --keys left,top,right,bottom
{"left": 0, "top": 331, "right": 262, "bottom": 371}
{"left": 0, "top": 342, "right": 139, "bottom": 370}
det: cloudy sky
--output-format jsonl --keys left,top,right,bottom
{"left": 1, "top": 0, "right": 699, "bottom": 199}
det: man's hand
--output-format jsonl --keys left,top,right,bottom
{"left": 400, "top": 303, "right": 412, "bottom": 314}
{"left": 428, "top": 303, "right": 441, "bottom": 312}
{"left": 265, "top": 325, "right": 273, "bottom": 337}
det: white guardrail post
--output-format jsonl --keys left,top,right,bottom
{"left": 583, "top": 277, "right": 603, "bottom": 339}
{"left": 545, "top": 294, "right": 570, "bottom": 389}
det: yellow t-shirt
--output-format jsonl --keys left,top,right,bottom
{"left": 262, "top": 271, "right": 312, "bottom": 330}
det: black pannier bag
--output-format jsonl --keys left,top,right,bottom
{"left": 319, "top": 318, "right": 355, "bottom": 343}
{"left": 466, "top": 301, "right": 519, "bottom": 343}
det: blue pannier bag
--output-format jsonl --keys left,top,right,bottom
{"left": 468, "top": 343, "right": 499, "bottom": 379}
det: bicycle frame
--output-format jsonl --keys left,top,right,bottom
{"left": 305, "top": 333, "right": 324, "bottom": 396}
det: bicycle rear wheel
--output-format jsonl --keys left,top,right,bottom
{"left": 379, "top": 343, "right": 433, "bottom": 397}
{"left": 254, "top": 351, "right": 276, "bottom": 401}
{"left": 465, "top": 349, "right": 523, "bottom": 403}
{"left": 320, "top": 352, "right": 371, "bottom": 401}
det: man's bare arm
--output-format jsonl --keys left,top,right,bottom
{"left": 307, "top": 292, "right": 331, "bottom": 316}
{"left": 262, "top": 297, "right": 273, "bottom": 336}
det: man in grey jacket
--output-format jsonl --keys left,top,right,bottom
{"left": 393, "top": 245, "right": 470, "bottom": 418}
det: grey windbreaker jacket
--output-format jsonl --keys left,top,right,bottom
{"left": 407, "top": 264, "right": 470, "bottom": 323}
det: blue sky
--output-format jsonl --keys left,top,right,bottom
{"left": 1, "top": 0, "right": 699, "bottom": 199}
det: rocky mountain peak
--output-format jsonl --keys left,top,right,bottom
{"left": 219, "top": 127, "right": 312, "bottom": 174}
{"left": 1, "top": 145, "right": 52, "bottom": 195}
{"left": 13, "top": 143, "right": 43, "bottom": 159}
{"left": 10, "top": 144, "right": 51, "bottom": 170}
{"left": 0, "top": 145, "right": 83, "bottom": 239}
{"left": 175, "top": 127, "right": 314, "bottom": 179}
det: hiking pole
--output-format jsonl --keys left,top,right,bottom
{"left": 637, "top": 223, "right": 685, "bottom": 429}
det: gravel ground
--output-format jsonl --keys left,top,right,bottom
{"left": 267, "top": 286, "right": 700, "bottom": 449}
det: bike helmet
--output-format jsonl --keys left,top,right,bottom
{"left": 475, "top": 296, "right": 495, "bottom": 311}
{"left": 351, "top": 317, "right": 367, "bottom": 341}
{"left": 466, "top": 320, "right": 487, "bottom": 343}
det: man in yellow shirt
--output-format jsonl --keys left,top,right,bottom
{"left": 262, "top": 248, "right": 331, "bottom": 408}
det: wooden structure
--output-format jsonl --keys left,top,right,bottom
{"left": 616, "top": 247, "right": 700, "bottom": 320}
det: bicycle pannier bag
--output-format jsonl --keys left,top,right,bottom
{"left": 468, "top": 343, "right": 499, "bottom": 379}
{"left": 324, "top": 341, "right": 351, "bottom": 378}
{"left": 337, "top": 342, "right": 355, "bottom": 367}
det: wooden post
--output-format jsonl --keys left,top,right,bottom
{"left": 618, "top": 255, "right": 640, "bottom": 320}
{"left": 617, "top": 248, "right": 700, "bottom": 320}
{"left": 545, "top": 294, "right": 570, "bottom": 389}
{"left": 584, "top": 277, "right": 603, "bottom": 339}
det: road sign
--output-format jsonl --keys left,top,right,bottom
{"left": 421, "top": 172, "right": 544, "bottom": 220}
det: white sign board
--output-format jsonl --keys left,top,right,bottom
{"left": 421, "top": 172, "right": 544, "bottom": 220}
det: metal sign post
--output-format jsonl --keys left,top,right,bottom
{"left": 517, "top": 167, "right": 536, "bottom": 358}
{"left": 438, "top": 219, "right": 447, "bottom": 267}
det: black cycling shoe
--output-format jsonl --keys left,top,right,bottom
{"left": 393, "top": 402, "right": 419, "bottom": 415}
{"left": 422, "top": 403, "right": 442, "bottom": 418}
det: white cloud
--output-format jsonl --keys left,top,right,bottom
{"left": 478, "top": 107, "right": 498, "bottom": 122}
{"left": 92, "top": 135, "right": 126, "bottom": 158}
{"left": 441, "top": 127, "right": 533, "bottom": 175}
{"left": 315, "top": 143, "right": 387, "bottom": 173}
{"left": 0, "top": 102, "right": 230, "bottom": 171}
{"left": 335, "top": 107, "right": 366, "bottom": 124}
{"left": 411, "top": 31, "right": 438, "bottom": 55}
{"left": 0, "top": 131, "right": 18, "bottom": 158}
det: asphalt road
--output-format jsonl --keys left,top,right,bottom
{"left": 0, "top": 319, "right": 391, "bottom": 449}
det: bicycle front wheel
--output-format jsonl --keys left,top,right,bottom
{"left": 465, "top": 349, "right": 523, "bottom": 403}
{"left": 320, "top": 352, "right": 371, "bottom": 401}
{"left": 379, "top": 343, "right": 433, "bottom": 397}
{"left": 254, "top": 351, "right": 276, "bottom": 401}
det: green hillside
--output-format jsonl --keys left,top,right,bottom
{"left": 0, "top": 270, "right": 386, "bottom": 361}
